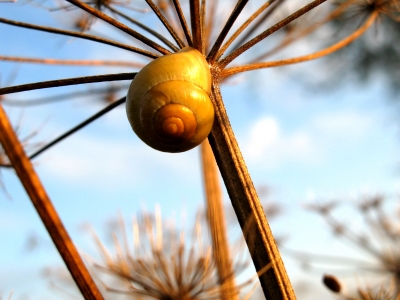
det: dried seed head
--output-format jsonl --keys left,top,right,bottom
{"left": 322, "top": 274, "right": 341, "bottom": 293}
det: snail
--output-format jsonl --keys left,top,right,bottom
{"left": 126, "top": 47, "right": 214, "bottom": 153}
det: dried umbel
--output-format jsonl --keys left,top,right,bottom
{"left": 126, "top": 47, "right": 214, "bottom": 153}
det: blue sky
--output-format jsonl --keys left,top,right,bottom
{"left": 0, "top": 1, "right": 399, "bottom": 299}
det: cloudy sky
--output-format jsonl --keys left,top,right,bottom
{"left": 1, "top": 1, "right": 399, "bottom": 299}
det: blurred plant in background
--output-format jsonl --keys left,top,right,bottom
{"left": 300, "top": 194, "right": 400, "bottom": 299}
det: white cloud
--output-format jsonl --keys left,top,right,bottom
{"left": 38, "top": 133, "right": 200, "bottom": 189}
{"left": 246, "top": 117, "right": 279, "bottom": 158}
{"left": 312, "top": 111, "right": 373, "bottom": 142}
{"left": 244, "top": 116, "right": 317, "bottom": 168}
{"left": 243, "top": 110, "right": 375, "bottom": 169}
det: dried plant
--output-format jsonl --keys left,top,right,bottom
{"left": 323, "top": 273, "right": 400, "bottom": 300}
{"left": 0, "top": 0, "right": 395, "bottom": 298}
{"left": 92, "top": 211, "right": 224, "bottom": 299}
{"left": 305, "top": 195, "right": 400, "bottom": 299}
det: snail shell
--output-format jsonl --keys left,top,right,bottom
{"left": 126, "top": 47, "right": 214, "bottom": 153}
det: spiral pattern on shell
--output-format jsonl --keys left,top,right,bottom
{"left": 126, "top": 47, "right": 214, "bottom": 153}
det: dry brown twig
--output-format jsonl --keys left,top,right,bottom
{"left": 0, "top": 0, "right": 393, "bottom": 298}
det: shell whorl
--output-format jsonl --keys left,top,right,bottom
{"left": 126, "top": 47, "right": 214, "bottom": 153}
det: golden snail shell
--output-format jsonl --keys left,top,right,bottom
{"left": 126, "top": 47, "right": 214, "bottom": 153}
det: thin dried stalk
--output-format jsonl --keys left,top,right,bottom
{"left": 200, "top": 140, "right": 238, "bottom": 300}
{"left": 171, "top": 0, "right": 193, "bottom": 46}
{"left": 2, "top": 85, "right": 129, "bottom": 106}
{"left": 190, "top": 0, "right": 202, "bottom": 50}
{"left": 1, "top": 98, "right": 126, "bottom": 168}
{"left": 200, "top": 0, "right": 206, "bottom": 54}
{"left": 146, "top": 0, "right": 186, "bottom": 49}
{"left": 220, "top": 0, "right": 328, "bottom": 67}
{"left": 104, "top": 4, "right": 180, "bottom": 52}
{"left": 0, "top": 104, "right": 104, "bottom": 300}
{"left": 222, "top": 11, "right": 378, "bottom": 77}
{"left": 0, "top": 73, "right": 136, "bottom": 96}
{"left": 0, "top": 17, "right": 158, "bottom": 58}
{"left": 204, "top": 0, "right": 217, "bottom": 52}
{"left": 0, "top": 56, "right": 144, "bottom": 68}
{"left": 208, "top": 80, "right": 295, "bottom": 300}
{"left": 230, "top": 0, "right": 284, "bottom": 51}
{"left": 216, "top": 1, "right": 274, "bottom": 60}
{"left": 65, "top": 0, "right": 171, "bottom": 55}
{"left": 249, "top": 0, "right": 359, "bottom": 62}
{"left": 207, "top": 0, "right": 249, "bottom": 62}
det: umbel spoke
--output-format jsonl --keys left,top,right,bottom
{"left": 0, "top": 55, "right": 144, "bottom": 68}
{"left": 145, "top": 0, "right": 186, "bottom": 49}
{"left": 222, "top": 12, "right": 378, "bottom": 77}
{"left": 104, "top": 4, "right": 180, "bottom": 52}
{"left": 207, "top": 0, "right": 249, "bottom": 62}
{"left": 1, "top": 98, "right": 126, "bottom": 168}
{"left": 0, "top": 17, "right": 158, "bottom": 58}
{"left": 219, "top": 0, "right": 328, "bottom": 67}
{"left": 0, "top": 73, "right": 136, "bottom": 95}
{"left": 65, "top": 0, "right": 171, "bottom": 55}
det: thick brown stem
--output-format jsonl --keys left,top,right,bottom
{"left": 207, "top": 79, "right": 296, "bottom": 300}
{"left": 0, "top": 105, "right": 103, "bottom": 300}
{"left": 200, "top": 140, "right": 238, "bottom": 300}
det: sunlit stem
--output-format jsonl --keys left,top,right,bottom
{"left": 207, "top": 0, "right": 249, "bottom": 62}
{"left": 0, "top": 104, "right": 104, "bottom": 300}
{"left": 0, "top": 56, "right": 144, "bottom": 68}
{"left": 219, "top": 0, "right": 327, "bottom": 68}
{"left": 171, "top": 0, "right": 194, "bottom": 46}
{"left": 216, "top": 1, "right": 274, "bottom": 60}
{"left": 190, "top": 0, "right": 203, "bottom": 50}
{"left": 65, "top": 0, "right": 171, "bottom": 55}
{"left": 0, "top": 17, "right": 158, "bottom": 58}
{"left": 200, "top": 140, "right": 238, "bottom": 300}
{"left": 208, "top": 79, "right": 295, "bottom": 299}
{"left": 105, "top": 4, "right": 180, "bottom": 52}
{"left": 0, "top": 73, "right": 135, "bottom": 96}
{"left": 222, "top": 12, "right": 378, "bottom": 77}
{"left": 250, "top": 0, "right": 358, "bottom": 63}
{"left": 145, "top": 0, "right": 186, "bottom": 49}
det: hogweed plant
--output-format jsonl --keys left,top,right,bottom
{"left": 304, "top": 195, "right": 400, "bottom": 299}
{"left": 0, "top": 0, "right": 398, "bottom": 299}
{"left": 88, "top": 208, "right": 269, "bottom": 299}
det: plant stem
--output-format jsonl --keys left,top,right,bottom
{"left": 190, "top": 0, "right": 202, "bottom": 50}
{"left": 171, "top": 0, "right": 193, "bottom": 46}
{"left": 0, "top": 104, "right": 104, "bottom": 300}
{"left": 66, "top": 0, "right": 170, "bottom": 55}
{"left": 207, "top": 0, "right": 249, "bottom": 62}
{"left": 0, "top": 73, "right": 136, "bottom": 96}
{"left": 222, "top": 11, "right": 378, "bottom": 77}
{"left": 0, "top": 17, "right": 157, "bottom": 58}
{"left": 216, "top": 0, "right": 275, "bottom": 60}
{"left": 145, "top": 0, "right": 186, "bottom": 49}
{"left": 208, "top": 79, "right": 296, "bottom": 300}
{"left": 200, "top": 140, "right": 238, "bottom": 300}
{"left": 0, "top": 56, "right": 144, "bottom": 67}
{"left": 220, "top": 0, "right": 327, "bottom": 68}
{"left": 105, "top": 4, "right": 180, "bottom": 52}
